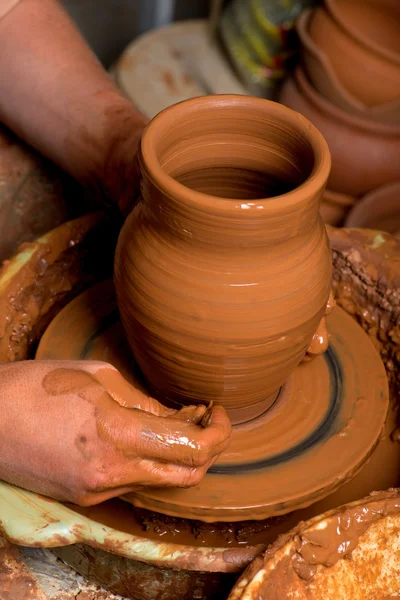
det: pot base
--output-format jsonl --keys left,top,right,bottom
{"left": 36, "top": 280, "right": 389, "bottom": 522}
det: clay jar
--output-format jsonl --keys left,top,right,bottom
{"left": 114, "top": 95, "right": 332, "bottom": 424}
{"left": 308, "top": 3, "right": 400, "bottom": 107}
{"left": 297, "top": 10, "right": 400, "bottom": 126}
{"left": 279, "top": 68, "right": 400, "bottom": 197}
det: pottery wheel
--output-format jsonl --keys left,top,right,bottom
{"left": 36, "top": 280, "right": 389, "bottom": 522}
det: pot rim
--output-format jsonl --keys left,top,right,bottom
{"left": 298, "top": 9, "right": 400, "bottom": 116}
{"left": 326, "top": 0, "right": 400, "bottom": 67}
{"left": 294, "top": 67, "right": 400, "bottom": 135}
{"left": 140, "top": 94, "right": 331, "bottom": 215}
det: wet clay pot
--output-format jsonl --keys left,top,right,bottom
{"left": 308, "top": 4, "right": 400, "bottom": 107}
{"left": 344, "top": 181, "right": 400, "bottom": 240}
{"left": 279, "top": 68, "right": 400, "bottom": 197}
{"left": 114, "top": 95, "right": 332, "bottom": 423}
{"left": 297, "top": 10, "right": 400, "bottom": 126}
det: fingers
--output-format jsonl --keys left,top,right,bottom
{"left": 77, "top": 452, "right": 220, "bottom": 505}
{"left": 93, "top": 366, "right": 174, "bottom": 417}
{"left": 92, "top": 365, "right": 218, "bottom": 426}
{"left": 75, "top": 458, "right": 216, "bottom": 506}
{"left": 98, "top": 401, "right": 232, "bottom": 468}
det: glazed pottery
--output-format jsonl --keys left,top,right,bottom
{"left": 345, "top": 181, "right": 400, "bottom": 239}
{"left": 297, "top": 10, "right": 400, "bottom": 125}
{"left": 319, "top": 189, "right": 355, "bottom": 227}
{"left": 279, "top": 68, "right": 400, "bottom": 197}
{"left": 308, "top": 4, "right": 400, "bottom": 107}
{"left": 326, "top": 0, "right": 400, "bottom": 64}
{"left": 114, "top": 95, "right": 332, "bottom": 423}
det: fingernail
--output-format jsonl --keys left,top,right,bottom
{"left": 200, "top": 401, "right": 214, "bottom": 428}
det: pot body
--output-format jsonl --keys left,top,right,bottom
{"left": 115, "top": 95, "right": 331, "bottom": 422}
{"left": 280, "top": 68, "right": 400, "bottom": 197}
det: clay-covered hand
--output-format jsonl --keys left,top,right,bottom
{"left": 0, "top": 360, "right": 231, "bottom": 506}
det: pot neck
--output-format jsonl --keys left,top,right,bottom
{"left": 140, "top": 171, "right": 324, "bottom": 249}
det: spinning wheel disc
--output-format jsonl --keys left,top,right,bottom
{"left": 37, "top": 280, "right": 389, "bottom": 522}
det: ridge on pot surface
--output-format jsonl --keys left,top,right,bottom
{"left": 297, "top": 9, "right": 400, "bottom": 125}
{"left": 279, "top": 68, "right": 400, "bottom": 197}
{"left": 114, "top": 95, "right": 332, "bottom": 424}
{"left": 308, "top": 4, "right": 400, "bottom": 107}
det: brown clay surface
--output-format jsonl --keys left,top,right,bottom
{"left": 36, "top": 281, "right": 388, "bottom": 522}
{"left": 329, "top": 227, "right": 400, "bottom": 401}
{"left": 228, "top": 489, "right": 400, "bottom": 600}
{"left": 0, "top": 212, "right": 118, "bottom": 363}
{"left": 114, "top": 95, "right": 332, "bottom": 424}
{"left": 0, "top": 536, "right": 125, "bottom": 600}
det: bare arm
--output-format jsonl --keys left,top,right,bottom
{"left": 0, "top": 0, "right": 148, "bottom": 209}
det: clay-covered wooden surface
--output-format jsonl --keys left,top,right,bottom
{"left": 228, "top": 489, "right": 400, "bottom": 600}
{"left": 0, "top": 536, "right": 125, "bottom": 600}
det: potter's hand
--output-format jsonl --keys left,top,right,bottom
{"left": 99, "top": 115, "right": 149, "bottom": 217}
{"left": 0, "top": 360, "right": 231, "bottom": 506}
{"left": 0, "top": 0, "right": 149, "bottom": 217}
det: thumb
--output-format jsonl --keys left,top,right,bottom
{"left": 93, "top": 366, "right": 174, "bottom": 416}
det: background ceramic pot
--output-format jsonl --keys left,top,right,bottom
{"left": 114, "top": 95, "right": 332, "bottom": 424}
{"left": 320, "top": 189, "right": 355, "bottom": 227}
{"left": 279, "top": 68, "right": 400, "bottom": 197}
{"left": 297, "top": 10, "right": 400, "bottom": 125}
{"left": 308, "top": 4, "right": 400, "bottom": 107}
{"left": 326, "top": 0, "right": 400, "bottom": 65}
{"left": 344, "top": 181, "right": 400, "bottom": 239}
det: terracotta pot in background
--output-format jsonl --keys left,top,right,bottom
{"left": 279, "top": 68, "right": 400, "bottom": 197}
{"left": 114, "top": 95, "right": 332, "bottom": 424}
{"left": 297, "top": 10, "right": 400, "bottom": 125}
{"left": 320, "top": 189, "right": 356, "bottom": 226}
{"left": 308, "top": 4, "right": 400, "bottom": 107}
{"left": 345, "top": 181, "right": 400, "bottom": 239}
{"left": 326, "top": 0, "right": 400, "bottom": 64}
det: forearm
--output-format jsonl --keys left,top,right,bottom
{"left": 0, "top": 0, "right": 147, "bottom": 204}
